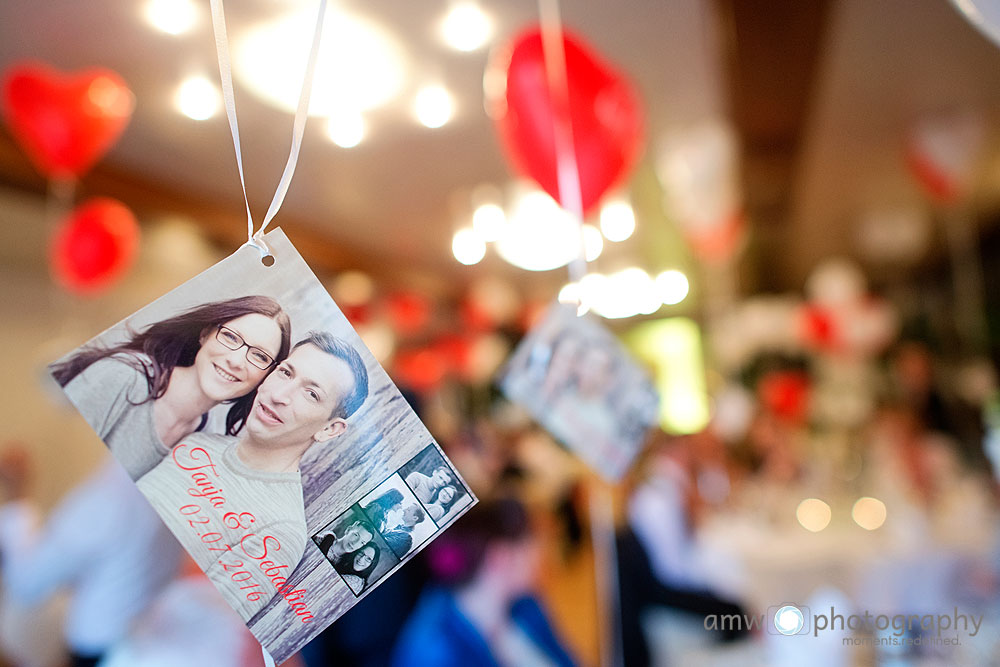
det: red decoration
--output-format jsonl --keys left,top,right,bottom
{"left": 489, "top": 27, "right": 644, "bottom": 215}
{"left": 2, "top": 63, "right": 134, "bottom": 179}
{"left": 905, "top": 112, "right": 984, "bottom": 205}
{"left": 393, "top": 347, "right": 447, "bottom": 393}
{"left": 385, "top": 292, "right": 432, "bottom": 336}
{"left": 798, "top": 305, "right": 839, "bottom": 352}
{"left": 50, "top": 197, "right": 140, "bottom": 294}
{"left": 683, "top": 212, "right": 745, "bottom": 264}
{"left": 460, "top": 298, "right": 496, "bottom": 332}
{"left": 340, "top": 303, "right": 371, "bottom": 326}
{"left": 433, "top": 334, "right": 474, "bottom": 378}
{"left": 758, "top": 371, "right": 811, "bottom": 424}
{"left": 905, "top": 149, "right": 960, "bottom": 204}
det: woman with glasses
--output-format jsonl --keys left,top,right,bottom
{"left": 333, "top": 543, "right": 381, "bottom": 595}
{"left": 50, "top": 295, "right": 291, "bottom": 480}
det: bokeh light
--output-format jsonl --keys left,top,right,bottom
{"left": 175, "top": 76, "right": 220, "bottom": 121}
{"left": 796, "top": 498, "right": 832, "bottom": 532}
{"left": 852, "top": 496, "right": 887, "bottom": 530}
{"left": 452, "top": 228, "right": 485, "bottom": 265}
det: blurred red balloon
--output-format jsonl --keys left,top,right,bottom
{"left": 385, "top": 291, "right": 432, "bottom": 336}
{"left": 433, "top": 334, "right": 474, "bottom": 378}
{"left": 50, "top": 197, "right": 140, "bottom": 294}
{"left": 2, "top": 63, "right": 134, "bottom": 179}
{"left": 394, "top": 347, "right": 447, "bottom": 393}
{"left": 489, "top": 27, "right": 644, "bottom": 215}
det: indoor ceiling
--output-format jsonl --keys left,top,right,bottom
{"left": 1, "top": 0, "right": 999, "bottom": 299}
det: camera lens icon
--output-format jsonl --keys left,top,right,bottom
{"left": 774, "top": 605, "right": 805, "bottom": 635}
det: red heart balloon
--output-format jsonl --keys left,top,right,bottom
{"left": 489, "top": 27, "right": 644, "bottom": 215}
{"left": 50, "top": 197, "right": 140, "bottom": 294}
{"left": 2, "top": 63, "right": 134, "bottom": 179}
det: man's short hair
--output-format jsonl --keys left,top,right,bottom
{"left": 293, "top": 331, "right": 369, "bottom": 420}
{"left": 434, "top": 465, "right": 451, "bottom": 478}
{"left": 406, "top": 504, "right": 426, "bottom": 524}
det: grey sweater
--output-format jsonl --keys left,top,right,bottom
{"left": 62, "top": 354, "right": 171, "bottom": 480}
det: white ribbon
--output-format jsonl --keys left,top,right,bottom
{"left": 537, "top": 0, "right": 589, "bottom": 312}
{"left": 208, "top": 0, "right": 327, "bottom": 258}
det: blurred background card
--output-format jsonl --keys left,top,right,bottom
{"left": 498, "top": 303, "right": 659, "bottom": 480}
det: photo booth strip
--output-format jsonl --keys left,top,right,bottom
{"left": 313, "top": 443, "right": 471, "bottom": 597}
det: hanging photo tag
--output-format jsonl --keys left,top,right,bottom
{"left": 498, "top": 303, "right": 659, "bottom": 480}
{"left": 48, "top": 229, "right": 476, "bottom": 663}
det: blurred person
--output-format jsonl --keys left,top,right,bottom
{"left": 0, "top": 447, "right": 182, "bottom": 667}
{"left": 868, "top": 402, "right": 961, "bottom": 510}
{"left": 619, "top": 434, "right": 748, "bottom": 666}
{"left": 333, "top": 544, "right": 381, "bottom": 595}
{"left": 391, "top": 497, "right": 576, "bottom": 667}
{"left": 99, "top": 574, "right": 260, "bottom": 667}
{"left": 137, "top": 332, "right": 369, "bottom": 623}
{"left": 300, "top": 563, "right": 423, "bottom": 667}
{"left": 50, "top": 295, "right": 292, "bottom": 480}
{"left": 889, "top": 340, "right": 989, "bottom": 468}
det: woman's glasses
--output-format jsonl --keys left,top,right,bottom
{"left": 215, "top": 325, "right": 276, "bottom": 369}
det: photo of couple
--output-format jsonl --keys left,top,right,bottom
{"left": 50, "top": 229, "right": 476, "bottom": 664}
{"left": 313, "top": 444, "right": 472, "bottom": 596}
{"left": 314, "top": 505, "right": 400, "bottom": 596}
{"left": 498, "top": 303, "right": 660, "bottom": 480}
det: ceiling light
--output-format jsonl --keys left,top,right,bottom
{"left": 441, "top": 2, "right": 493, "bottom": 52}
{"left": 472, "top": 203, "right": 506, "bottom": 242}
{"left": 656, "top": 270, "right": 689, "bottom": 305}
{"left": 589, "top": 268, "right": 661, "bottom": 319}
{"left": 144, "top": 0, "right": 198, "bottom": 35}
{"left": 583, "top": 224, "right": 603, "bottom": 261}
{"left": 326, "top": 110, "right": 365, "bottom": 148}
{"left": 496, "top": 190, "right": 580, "bottom": 271}
{"left": 599, "top": 199, "right": 636, "bottom": 242}
{"left": 175, "top": 76, "right": 220, "bottom": 121}
{"left": 414, "top": 85, "right": 454, "bottom": 128}
{"left": 558, "top": 282, "right": 581, "bottom": 305}
{"left": 234, "top": 9, "right": 406, "bottom": 116}
{"left": 452, "top": 228, "right": 485, "bottom": 265}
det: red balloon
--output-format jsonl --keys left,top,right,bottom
{"left": 433, "top": 334, "right": 474, "bottom": 377}
{"left": 489, "top": 27, "right": 644, "bottom": 215}
{"left": 2, "top": 63, "right": 134, "bottom": 179}
{"left": 50, "top": 197, "right": 140, "bottom": 294}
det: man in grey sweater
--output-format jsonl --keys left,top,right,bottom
{"left": 137, "top": 331, "right": 369, "bottom": 625}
